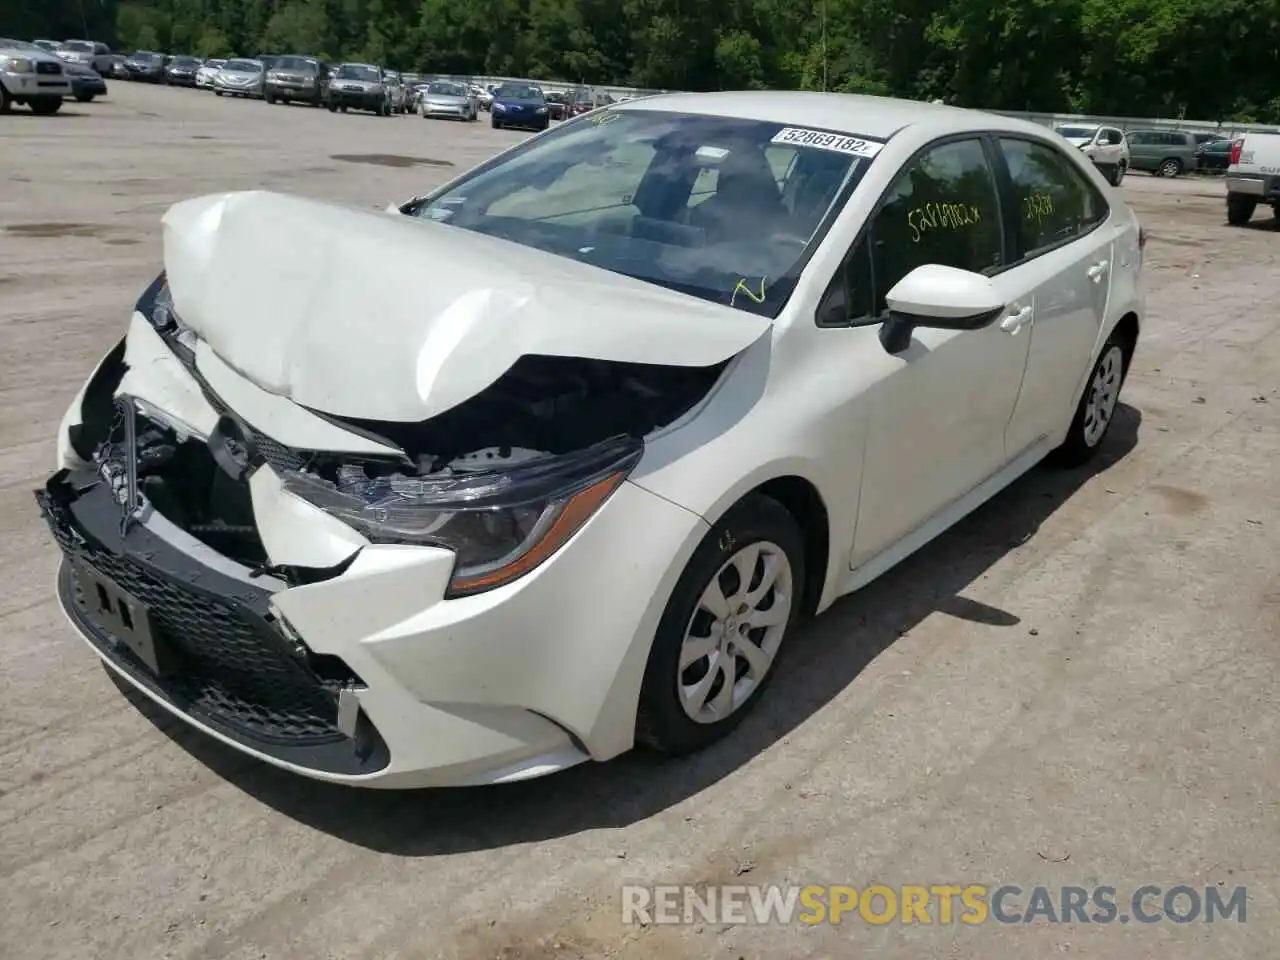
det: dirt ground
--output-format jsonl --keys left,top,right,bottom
{"left": 1, "top": 84, "right": 1278, "bottom": 960}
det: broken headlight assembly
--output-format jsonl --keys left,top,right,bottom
{"left": 280, "top": 435, "right": 643, "bottom": 597}
{"left": 135, "top": 272, "right": 197, "bottom": 365}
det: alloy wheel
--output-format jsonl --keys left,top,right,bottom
{"left": 1082, "top": 345, "right": 1124, "bottom": 447}
{"left": 677, "top": 541, "right": 794, "bottom": 724}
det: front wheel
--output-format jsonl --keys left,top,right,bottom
{"left": 75, "top": 92, "right": 95, "bottom": 103}
{"left": 637, "top": 494, "right": 806, "bottom": 755}
{"left": 214, "top": 90, "right": 223, "bottom": 97}
{"left": 1053, "top": 334, "right": 1128, "bottom": 467}
{"left": 1226, "top": 193, "right": 1256, "bottom": 226}
{"left": 1109, "top": 162, "right": 1126, "bottom": 186}
{"left": 29, "top": 97, "right": 62, "bottom": 115}
{"left": 0, "top": 83, "right": 11, "bottom": 114}
{"left": 491, "top": 117, "right": 501, "bottom": 129}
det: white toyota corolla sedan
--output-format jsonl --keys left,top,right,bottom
{"left": 37, "top": 92, "right": 1143, "bottom": 788}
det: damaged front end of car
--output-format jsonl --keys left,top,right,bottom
{"left": 36, "top": 269, "right": 731, "bottom": 779}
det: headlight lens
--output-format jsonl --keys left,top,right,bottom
{"left": 536, "top": 107, "right": 548, "bottom": 114}
{"left": 281, "top": 436, "right": 642, "bottom": 597}
{"left": 2, "top": 57, "right": 34, "bottom": 73}
{"left": 493, "top": 102, "right": 506, "bottom": 111}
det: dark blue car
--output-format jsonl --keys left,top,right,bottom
{"left": 64, "top": 62, "right": 107, "bottom": 102}
{"left": 490, "top": 82, "right": 550, "bottom": 132}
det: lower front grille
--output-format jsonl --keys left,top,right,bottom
{"left": 50, "top": 509, "right": 341, "bottom": 744}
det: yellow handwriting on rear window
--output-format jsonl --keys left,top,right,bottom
{"left": 590, "top": 110, "right": 620, "bottom": 125}
{"left": 1022, "top": 192, "right": 1054, "bottom": 224}
{"left": 731, "top": 276, "right": 767, "bottom": 307}
{"left": 907, "top": 202, "right": 981, "bottom": 243}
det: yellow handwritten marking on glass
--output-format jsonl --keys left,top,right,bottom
{"left": 907, "top": 202, "right": 981, "bottom": 243}
{"left": 730, "top": 276, "right": 767, "bottom": 307}
{"left": 1022, "top": 192, "right": 1054, "bottom": 224}
{"left": 590, "top": 110, "right": 620, "bottom": 126}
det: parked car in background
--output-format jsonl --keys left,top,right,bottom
{"left": 418, "top": 78, "right": 477, "bottom": 121}
{"left": 1225, "top": 133, "right": 1280, "bottom": 225}
{"left": 122, "top": 50, "right": 167, "bottom": 82}
{"left": 165, "top": 55, "right": 202, "bottom": 87}
{"left": 63, "top": 60, "right": 108, "bottom": 101}
{"left": 55, "top": 39, "right": 114, "bottom": 75}
{"left": 383, "top": 70, "right": 407, "bottom": 113}
{"left": 0, "top": 37, "right": 72, "bottom": 113}
{"left": 1054, "top": 123, "right": 1129, "bottom": 185}
{"left": 195, "top": 58, "right": 225, "bottom": 88}
{"left": 327, "top": 62, "right": 389, "bottom": 115}
{"left": 265, "top": 55, "right": 327, "bottom": 106}
{"left": 32, "top": 39, "right": 58, "bottom": 52}
{"left": 213, "top": 58, "right": 265, "bottom": 98}
{"left": 1125, "top": 129, "right": 1197, "bottom": 177}
{"left": 490, "top": 82, "right": 549, "bottom": 130}
{"left": 256, "top": 55, "right": 282, "bottom": 73}
{"left": 544, "top": 89, "right": 567, "bottom": 121}
{"left": 103, "top": 53, "right": 127, "bottom": 78}
{"left": 1193, "top": 137, "right": 1233, "bottom": 173}
{"left": 478, "top": 84, "right": 496, "bottom": 110}
{"left": 1194, "top": 132, "right": 1225, "bottom": 146}
{"left": 567, "top": 86, "right": 614, "bottom": 117}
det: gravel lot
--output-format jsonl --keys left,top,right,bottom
{"left": 2, "top": 83, "right": 1278, "bottom": 960}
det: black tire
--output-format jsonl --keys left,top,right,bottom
{"left": 491, "top": 117, "right": 502, "bottom": 129}
{"left": 214, "top": 90, "right": 223, "bottom": 97}
{"left": 1226, "top": 193, "right": 1256, "bottom": 226}
{"left": 327, "top": 101, "right": 336, "bottom": 112}
{"left": 29, "top": 97, "right": 62, "bottom": 115}
{"left": 1109, "top": 162, "right": 1126, "bottom": 186}
{"left": 265, "top": 94, "right": 275, "bottom": 104}
{"left": 74, "top": 91, "right": 95, "bottom": 103}
{"left": 1053, "top": 330, "right": 1129, "bottom": 467}
{"left": 0, "top": 83, "right": 11, "bottom": 114}
{"left": 1157, "top": 158, "right": 1182, "bottom": 178}
{"left": 340, "top": 105, "right": 347, "bottom": 113}
{"left": 636, "top": 493, "right": 806, "bottom": 755}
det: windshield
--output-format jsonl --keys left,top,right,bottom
{"left": 427, "top": 81, "right": 466, "bottom": 96}
{"left": 206, "top": 59, "right": 226, "bottom": 68}
{"left": 496, "top": 84, "right": 542, "bottom": 101}
{"left": 60, "top": 40, "right": 94, "bottom": 52}
{"left": 273, "top": 56, "right": 316, "bottom": 72}
{"left": 171, "top": 56, "right": 200, "bottom": 67}
{"left": 132, "top": 51, "right": 162, "bottom": 61}
{"left": 0, "top": 38, "right": 43, "bottom": 51}
{"left": 414, "top": 110, "right": 878, "bottom": 318}
{"left": 335, "top": 64, "right": 378, "bottom": 81}
{"left": 225, "top": 59, "right": 261, "bottom": 72}
{"left": 1055, "top": 125, "right": 1097, "bottom": 140}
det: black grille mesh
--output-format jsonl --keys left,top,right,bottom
{"left": 35, "top": 61, "right": 63, "bottom": 75}
{"left": 49, "top": 517, "right": 342, "bottom": 744}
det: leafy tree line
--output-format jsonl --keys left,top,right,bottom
{"left": 6, "top": 0, "right": 1280, "bottom": 122}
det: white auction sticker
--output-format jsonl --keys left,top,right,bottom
{"left": 770, "top": 127, "right": 884, "bottom": 158}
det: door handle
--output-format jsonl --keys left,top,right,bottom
{"left": 999, "top": 305, "right": 1033, "bottom": 334}
{"left": 1086, "top": 260, "right": 1110, "bottom": 282}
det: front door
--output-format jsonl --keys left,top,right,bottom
{"left": 996, "top": 137, "right": 1119, "bottom": 455}
{"left": 846, "top": 137, "right": 1033, "bottom": 568}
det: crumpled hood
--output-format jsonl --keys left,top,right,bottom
{"left": 160, "top": 190, "right": 770, "bottom": 423}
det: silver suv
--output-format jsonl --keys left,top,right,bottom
{"left": 0, "top": 37, "right": 72, "bottom": 114}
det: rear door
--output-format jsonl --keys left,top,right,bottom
{"left": 996, "top": 137, "right": 1118, "bottom": 455}
{"left": 1128, "top": 131, "right": 1155, "bottom": 170}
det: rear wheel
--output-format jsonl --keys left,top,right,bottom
{"left": 491, "top": 117, "right": 502, "bottom": 129}
{"left": 1227, "top": 193, "right": 1256, "bottom": 226}
{"left": 1109, "top": 161, "right": 1126, "bottom": 186}
{"left": 75, "top": 92, "right": 95, "bottom": 102}
{"left": 1157, "top": 158, "right": 1182, "bottom": 178}
{"left": 637, "top": 494, "right": 805, "bottom": 755}
{"left": 1053, "top": 332, "right": 1129, "bottom": 467}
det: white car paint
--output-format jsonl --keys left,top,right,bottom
{"left": 0, "top": 37, "right": 72, "bottom": 110}
{"left": 195, "top": 58, "right": 226, "bottom": 88}
{"left": 160, "top": 190, "right": 770, "bottom": 421}
{"left": 1224, "top": 132, "right": 1280, "bottom": 224}
{"left": 44, "top": 91, "right": 1143, "bottom": 788}
{"left": 1054, "top": 124, "right": 1130, "bottom": 185}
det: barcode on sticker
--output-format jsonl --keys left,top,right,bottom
{"left": 770, "top": 127, "right": 883, "bottom": 158}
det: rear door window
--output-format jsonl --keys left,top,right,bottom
{"left": 999, "top": 138, "right": 1109, "bottom": 259}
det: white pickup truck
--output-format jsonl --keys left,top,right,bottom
{"left": 0, "top": 37, "right": 72, "bottom": 114}
{"left": 1225, "top": 132, "right": 1280, "bottom": 226}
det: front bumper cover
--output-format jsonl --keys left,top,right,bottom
{"left": 37, "top": 470, "right": 391, "bottom": 776}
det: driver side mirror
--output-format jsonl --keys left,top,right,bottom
{"left": 878, "top": 264, "right": 1005, "bottom": 354}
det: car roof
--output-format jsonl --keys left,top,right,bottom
{"left": 617, "top": 91, "right": 1053, "bottom": 142}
